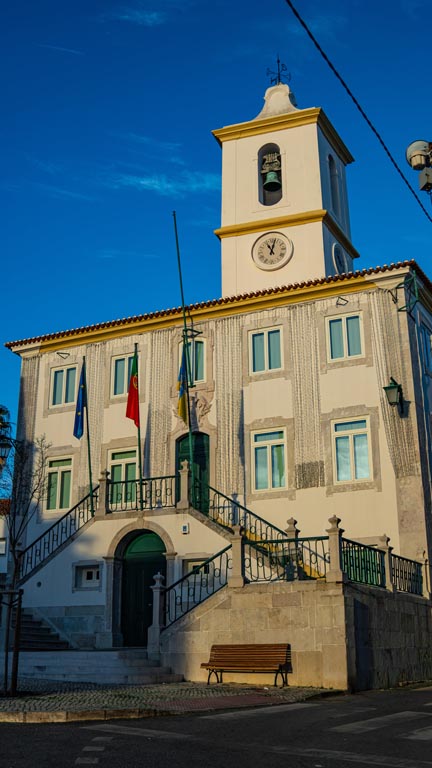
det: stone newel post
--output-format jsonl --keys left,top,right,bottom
{"left": 422, "top": 555, "right": 431, "bottom": 600}
{"left": 325, "top": 515, "right": 345, "bottom": 584}
{"left": 147, "top": 572, "right": 165, "bottom": 660}
{"left": 176, "top": 460, "right": 189, "bottom": 510}
{"left": 378, "top": 534, "right": 396, "bottom": 592}
{"left": 285, "top": 518, "right": 300, "bottom": 580}
{"left": 228, "top": 525, "right": 244, "bottom": 588}
{"left": 96, "top": 470, "right": 110, "bottom": 516}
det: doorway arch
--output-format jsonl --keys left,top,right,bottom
{"left": 120, "top": 531, "right": 166, "bottom": 647}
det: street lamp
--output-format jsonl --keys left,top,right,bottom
{"left": 383, "top": 378, "right": 404, "bottom": 415}
{"left": 0, "top": 406, "right": 12, "bottom": 471}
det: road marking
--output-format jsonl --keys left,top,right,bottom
{"left": 271, "top": 747, "right": 432, "bottom": 768}
{"left": 328, "top": 707, "right": 376, "bottom": 718}
{"left": 91, "top": 737, "right": 113, "bottom": 742}
{"left": 83, "top": 747, "right": 105, "bottom": 752}
{"left": 84, "top": 723, "right": 193, "bottom": 739}
{"left": 332, "top": 710, "right": 432, "bottom": 733}
{"left": 75, "top": 760, "right": 99, "bottom": 766}
{"left": 201, "top": 702, "right": 319, "bottom": 719}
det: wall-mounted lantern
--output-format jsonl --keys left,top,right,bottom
{"left": 383, "top": 378, "right": 404, "bottom": 415}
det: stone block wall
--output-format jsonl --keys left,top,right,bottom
{"left": 344, "top": 584, "right": 432, "bottom": 690}
{"left": 160, "top": 580, "right": 349, "bottom": 689}
{"left": 160, "top": 579, "right": 432, "bottom": 691}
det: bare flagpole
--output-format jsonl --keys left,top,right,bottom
{"left": 172, "top": 211, "right": 195, "bottom": 497}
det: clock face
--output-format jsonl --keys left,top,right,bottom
{"left": 252, "top": 232, "right": 293, "bottom": 271}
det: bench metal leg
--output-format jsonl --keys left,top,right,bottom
{"left": 207, "top": 669, "right": 222, "bottom": 685}
{"left": 274, "top": 667, "right": 288, "bottom": 688}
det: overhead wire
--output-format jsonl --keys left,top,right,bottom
{"left": 284, "top": 0, "right": 432, "bottom": 224}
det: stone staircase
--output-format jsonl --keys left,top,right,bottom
{"left": 15, "top": 649, "right": 183, "bottom": 684}
{"left": 13, "top": 609, "right": 70, "bottom": 651}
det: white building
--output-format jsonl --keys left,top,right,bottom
{"left": 4, "top": 83, "right": 432, "bottom": 688}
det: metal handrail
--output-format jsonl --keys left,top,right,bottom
{"left": 341, "top": 537, "right": 386, "bottom": 588}
{"left": 245, "top": 536, "right": 330, "bottom": 582}
{"left": 391, "top": 552, "right": 423, "bottom": 595}
{"left": 19, "top": 486, "right": 99, "bottom": 581}
{"left": 109, "top": 475, "right": 176, "bottom": 512}
{"left": 162, "top": 545, "right": 232, "bottom": 628}
{"left": 192, "top": 480, "right": 287, "bottom": 541}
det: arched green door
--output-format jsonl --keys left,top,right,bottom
{"left": 176, "top": 432, "right": 209, "bottom": 512}
{"left": 121, "top": 532, "right": 166, "bottom": 646}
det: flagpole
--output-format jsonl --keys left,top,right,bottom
{"left": 82, "top": 357, "right": 95, "bottom": 517}
{"left": 134, "top": 342, "right": 144, "bottom": 511}
{"left": 172, "top": 211, "right": 195, "bottom": 498}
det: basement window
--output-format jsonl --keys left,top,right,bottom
{"left": 74, "top": 563, "right": 101, "bottom": 590}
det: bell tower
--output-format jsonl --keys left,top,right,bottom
{"left": 213, "top": 83, "right": 359, "bottom": 297}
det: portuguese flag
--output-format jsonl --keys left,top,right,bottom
{"left": 126, "top": 350, "right": 140, "bottom": 427}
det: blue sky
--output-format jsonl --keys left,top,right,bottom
{"left": 2, "top": 0, "right": 432, "bottom": 431}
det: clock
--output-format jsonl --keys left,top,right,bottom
{"left": 252, "top": 232, "right": 293, "bottom": 271}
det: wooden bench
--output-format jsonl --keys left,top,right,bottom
{"left": 201, "top": 643, "right": 292, "bottom": 687}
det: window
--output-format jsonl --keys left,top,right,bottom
{"left": 329, "top": 154, "right": 341, "bottom": 219}
{"left": 111, "top": 355, "right": 134, "bottom": 397}
{"left": 421, "top": 324, "right": 432, "bottom": 374}
{"left": 327, "top": 315, "right": 362, "bottom": 361}
{"left": 250, "top": 328, "right": 282, "bottom": 373}
{"left": 75, "top": 564, "right": 101, "bottom": 589}
{"left": 110, "top": 449, "right": 137, "bottom": 507}
{"left": 0, "top": 539, "right": 6, "bottom": 556}
{"left": 50, "top": 366, "right": 76, "bottom": 406}
{"left": 252, "top": 430, "right": 286, "bottom": 491}
{"left": 179, "top": 339, "right": 205, "bottom": 384}
{"left": 47, "top": 458, "right": 72, "bottom": 511}
{"left": 333, "top": 419, "right": 371, "bottom": 483}
{"left": 258, "top": 143, "right": 282, "bottom": 206}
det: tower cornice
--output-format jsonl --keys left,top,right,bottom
{"left": 213, "top": 108, "right": 354, "bottom": 165}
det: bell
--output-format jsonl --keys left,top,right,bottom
{"left": 263, "top": 171, "right": 281, "bottom": 191}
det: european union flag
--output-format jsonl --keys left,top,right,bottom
{"left": 73, "top": 362, "right": 87, "bottom": 439}
{"left": 177, "top": 344, "right": 188, "bottom": 425}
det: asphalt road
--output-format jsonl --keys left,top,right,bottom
{"left": 2, "top": 686, "right": 432, "bottom": 768}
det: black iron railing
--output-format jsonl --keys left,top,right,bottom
{"left": 109, "top": 475, "right": 176, "bottom": 512}
{"left": 192, "top": 481, "right": 286, "bottom": 542}
{"left": 19, "top": 487, "right": 99, "bottom": 581}
{"left": 391, "top": 553, "right": 423, "bottom": 595}
{"left": 244, "top": 537, "right": 330, "bottom": 582}
{"left": 341, "top": 538, "right": 386, "bottom": 588}
{"left": 163, "top": 546, "right": 232, "bottom": 628}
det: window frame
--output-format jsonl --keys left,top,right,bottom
{"left": 326, "top": 313, "right": 364, "bottom": 363}
{"left": 111, "top": 354, "right": 135, "bottom": 398}
{"left": 251, "top": 428, "right": 287, "bottom": 492}
{"left": 46, "top": 456, "right": 73, "bottom": 512}
{"left": 420, "top": 323, "right": 432, "bottom": 375}
{"left": 178, "top": 338, "right": 206, "bottom": 385}
{"left": 332, "top": 417, "right": 371, "bottom": 484}
{"left": 249, "top": 326, "right": 283, "bottom": 375}
{"left": 109, "top": 448, "right": 138, "bottom": 508}
{"left": 49, "top": 365, "right": 77, "bottom": 408}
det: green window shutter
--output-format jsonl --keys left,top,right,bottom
{"left": 114, "top": 358, "right": 125, "bottom": 395}
{"left": 335, "top": 435, "right": 351, "bottom": 481}
{"left": 65, "top": 368, "right": 76, "bottom": 403}
{"left": 194, "top": 340, "right": 205, "bottom": 381}
{"left": 268, "top": 330, "right": 281, "bottom": 369}
{"left": 346, "top": 316, "right": 361, "bottom": 356}
{"left": 52, "top": 370, "right": 64, "bottom": 405}
{"left": 329, "top": 319, "right": 344, "bottom": 359}
{"left": 252, "top": 333, "right": 265, "bottom": 372}
{"left": 59, "top": 470, "right": 71, "bottom": 509}
{"left": 47, "top": 472, "right": 58, "bottom": 510}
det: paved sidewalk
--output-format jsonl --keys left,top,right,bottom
{"left": 0, "top": 679, "right": 335, "bottom": 723}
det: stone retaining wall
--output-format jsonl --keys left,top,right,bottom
{"left": 160, "top": 579, "right": 432, "bottom": 691}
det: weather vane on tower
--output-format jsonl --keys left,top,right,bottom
{"left": 266, "top": 56, "right": 290, "bottom": 86}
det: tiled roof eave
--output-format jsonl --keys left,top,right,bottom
{"left": 5, "top": 260, "right": 424, "bottom": 351}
